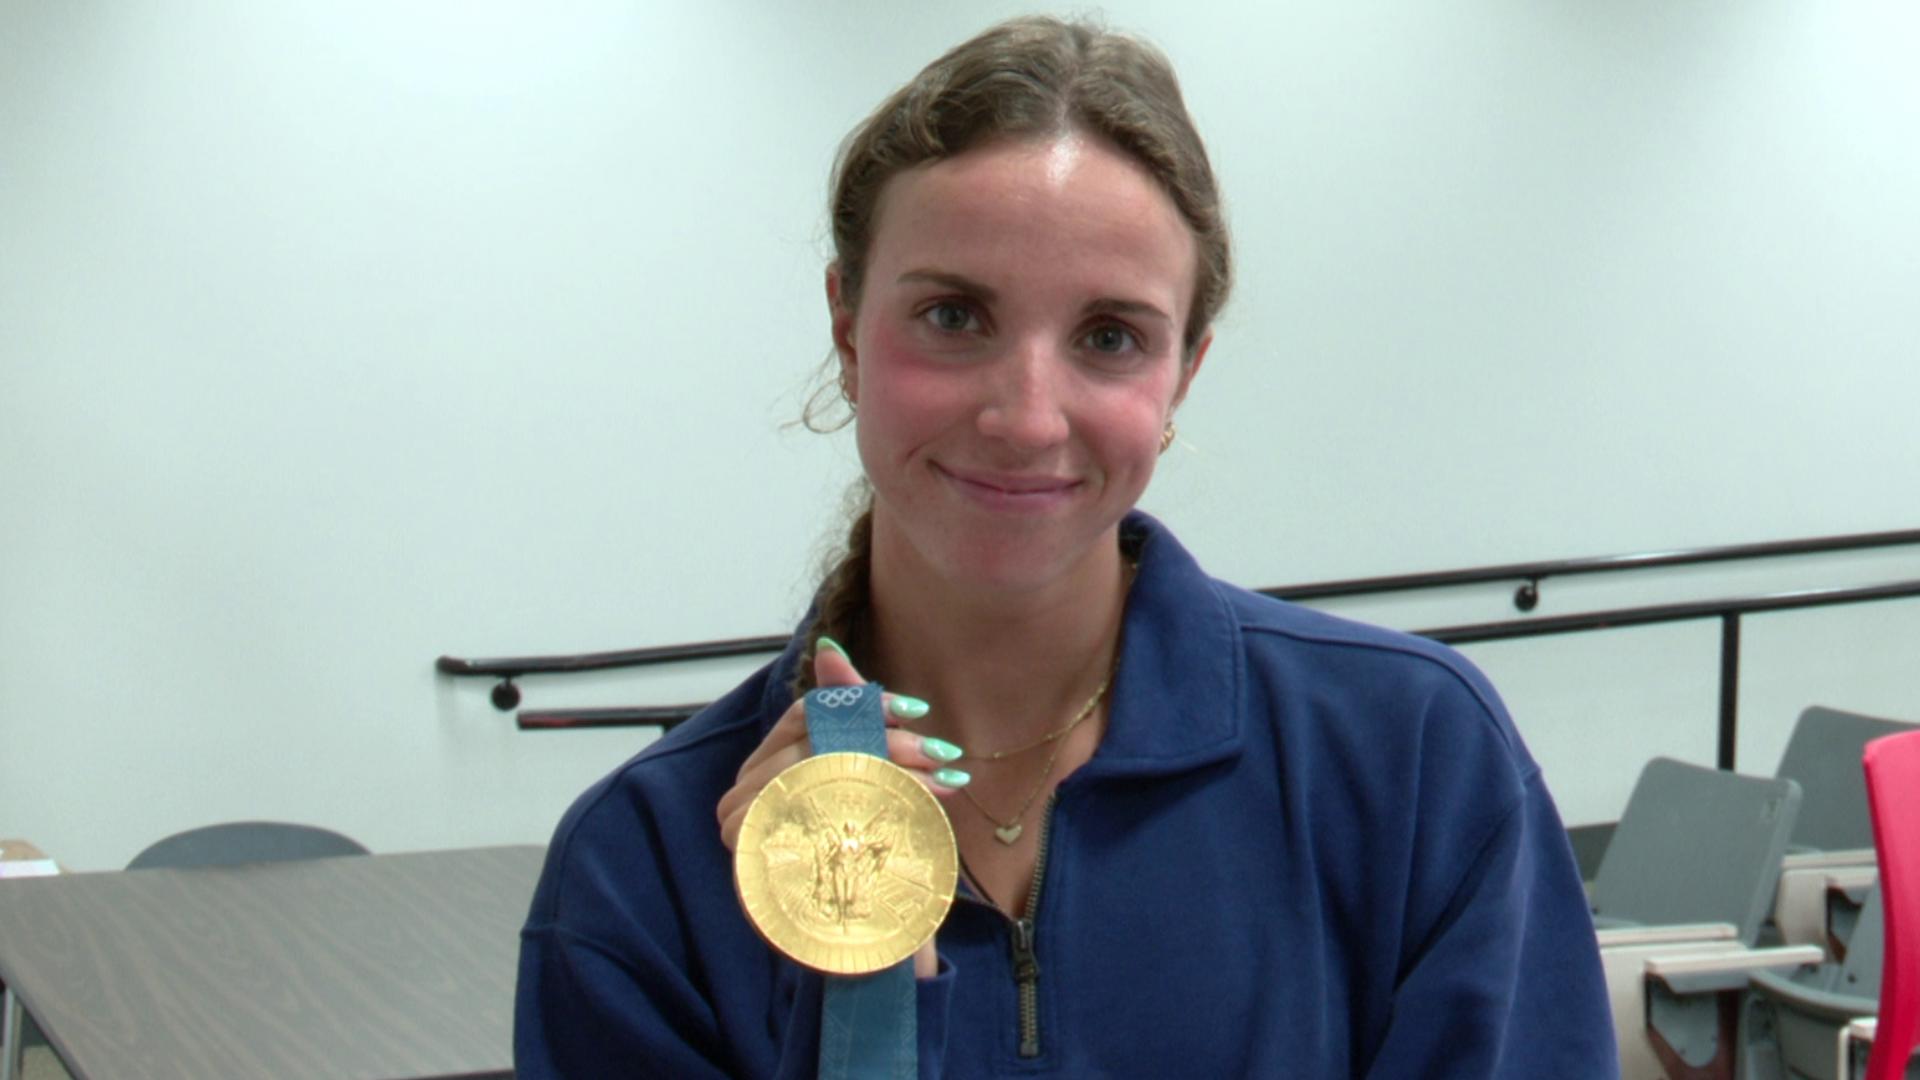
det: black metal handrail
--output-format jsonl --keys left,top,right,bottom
{"left": 437, "top": 528, "right": 1920, "bottom": 763}
{"left": 1263, "top": 527, "right": 1920, "bottom": 611}
{"left": 1417, "top": 579, "right": 1920, "bottom": 770}
{"left": 438, "top": 636, "right": 788, "bottom": 710}
{"left": 516, "top": 705, "right": 715, "bottom": 731}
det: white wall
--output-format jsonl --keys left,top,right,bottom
{"left": 3, "top": 0, "right": 1916, "bottom": 870}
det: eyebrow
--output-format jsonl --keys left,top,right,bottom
{"left": 896, "top": 269, "right": 1172, "bottom": 325}
{"left": 897, "top": 269, "right": 998, "bottom": 303}
{"left": 1083, "top": 297, "right": 1173, "bottom": 326}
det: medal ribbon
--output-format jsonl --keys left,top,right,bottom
{"left": 806, "top": 684, "right": 917, "bottom": 1080}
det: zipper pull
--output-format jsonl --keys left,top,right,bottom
{"left": 1010, "top": 916, "right": 1040, "bottom": 981}
{"left": 1011, "top": 915, "right": 1043, "bottom": 1057}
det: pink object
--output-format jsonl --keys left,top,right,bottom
{"left": 1864, "top": 729, "right": 1920, "bottom": 1080}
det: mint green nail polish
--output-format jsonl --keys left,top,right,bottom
{"left": 888, "top": 695, "right": 931, "bottom": 720}
{"left": 932, "top": 767, "right": 971, "bottom": 788}
{"left": 920, "top": 735, "right": 963, "bottom": 763}
{"left": 816, "top": 635, "right": 850, "bottom": 661}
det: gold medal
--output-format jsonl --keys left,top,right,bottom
{"left": 735, "top": 752, "right": 957, "bottom": 975}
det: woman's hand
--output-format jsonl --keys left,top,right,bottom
{"left": 717, "top": 638, "right": 966, "bottom": 978}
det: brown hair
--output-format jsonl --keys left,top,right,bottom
{"left": 793, "top": 15, "right": 1231, "bottom": 694}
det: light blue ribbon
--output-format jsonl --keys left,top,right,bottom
{"left": 806, "top": 683, "right": 917, "bottom": 1080}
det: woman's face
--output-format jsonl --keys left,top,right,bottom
{"left": 832, "top": 133, "right": 1209, "bottom": 595}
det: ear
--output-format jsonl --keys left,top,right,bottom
{"left": 826, "top": 265, "right": 859, "bottom": 403}
{"left": 1169, "top": 330, "right": 1212, "bottom": 413}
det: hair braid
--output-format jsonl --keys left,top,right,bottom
{"left": 789, "top": 496, "right": 875, "bottom": 699}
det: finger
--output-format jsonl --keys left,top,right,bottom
{"left": 728, "top": 712, "right": 949, "bottom": 826}
{"left": 814, "top": 639, "right": 935, "bottom": 729}
{"left": 734, "top": 687, "right": 922, "bottom": 791}
{"left": 812, "top": 636, "right": 865, "bottom": 688}
{"left": 881, "top": 691, "right": 930, "bottom": 728}
{"left": 887, "top": 729, "right": 964, "bottom": 773}
{"left": 911, "top": 766, "right": 971, "bottom": 798}
{"left": 887, "top": 757, "right": 975, "bottom": 799}
{"left": 719, "top": 800, "right": 750, "bottom": 852}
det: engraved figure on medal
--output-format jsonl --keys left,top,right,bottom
{"left": 767, "top": 767, "right": 931, "bottom": 941}
{"left": 737, "top": 751, "right": 957, "bottom": 974}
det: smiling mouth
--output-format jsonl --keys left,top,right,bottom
{"left": 935, "top": 464, "right": 1082, "bottom": 508}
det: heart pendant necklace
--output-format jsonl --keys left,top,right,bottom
{"left": 959, "top": 665, "right": 1113, "bottom": 846}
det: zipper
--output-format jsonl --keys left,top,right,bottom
{"left": 1012, "top": 794, "right": 1056, "bottom": 1058}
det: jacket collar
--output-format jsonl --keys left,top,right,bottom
{"left": 758, "top": 510, "right": 1244, "bottom": 777}
{"left": 1091, "top": 510, "right": 1243, "bottom": 777}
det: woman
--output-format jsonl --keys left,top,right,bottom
{"left": 517, "top": 15, "right": 1614, "bottom": 1077}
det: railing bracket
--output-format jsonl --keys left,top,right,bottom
{"left": 1515, "top": 577, "right": 1542, "bottom": 612}
{"left": 491, "top": 678, "right": 521, "bottom": 712}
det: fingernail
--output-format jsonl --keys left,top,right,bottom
{"left": 816, "top": 635, "right": 850, "bottom": 661}
{"left": 932, "top": 767, "right": 971, "bottom": 788}
{"left": 888, "top": 695, "right": 931, "bottom": 721}
{"left": 919, "top": 735, "right": 963, "bottom": 763}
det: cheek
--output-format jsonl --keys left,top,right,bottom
{"left": 853, "top": 321, "right": 961, "bottom": 454}
{"left": 1109, "top": 402, "right": 1173, "bottom": 470}
{"left": 1095, "top": 378, "right": 1182, "bottom": 460}
{"left": 861, "top": 316, "right": 975, "bottom": 400}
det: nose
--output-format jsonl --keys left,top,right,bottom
{"left": 976, "top": 340, "right": 1070, "bottom": 451}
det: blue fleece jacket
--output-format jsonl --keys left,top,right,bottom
{"left": 515, "top": 513, "right": 1616, "bottom": 1077}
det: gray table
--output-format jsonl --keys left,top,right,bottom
{"left": 0, "top": 844, "right": 544, "bottom": 1080}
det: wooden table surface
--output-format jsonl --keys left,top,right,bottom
{"left": 0, "top": 844, "right": 545, "bottom": 1080}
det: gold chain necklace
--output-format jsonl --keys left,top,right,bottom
{"left": 958, "top": 671, "right": 1112, "bottom": 845}
{"left": 946, "top": 560, "right": 1135, "bottom": 845}
{"left": 974, "top": 668, "right": 1113, "bottom": 761}
{"left": 969, "top": 561, "right": 1135, "bottom": 764}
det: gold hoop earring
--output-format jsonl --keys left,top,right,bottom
{"left": 1159, "top": 422, "right": 1177, "bottom": 453}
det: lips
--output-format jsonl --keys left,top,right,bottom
{"left": 935, "top": 463, "right": 1082, "bottom": 510}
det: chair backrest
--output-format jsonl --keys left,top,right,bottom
{"left": 1863, "top": 730, "right": 1920, "bottom": 1080}
{"left": 127, "top": 821, "right": 369, "bottom": 870}
{"left": 1590, "top": 756, "right": 1801, "bottom": 945}
{"left": 1777, "top": 706, "right": 1920, "bottom": 852}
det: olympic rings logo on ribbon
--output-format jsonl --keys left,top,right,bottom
{"left": 814, "top": 686, "right": 866, "bottom": 708}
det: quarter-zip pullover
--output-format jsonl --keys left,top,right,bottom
{"left": 516, "top": 512, "right": 1616, "bottom": 1077}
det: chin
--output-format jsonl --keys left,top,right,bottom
{"left": 930, "top": 528, "right": 1115, "bottom": 595}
